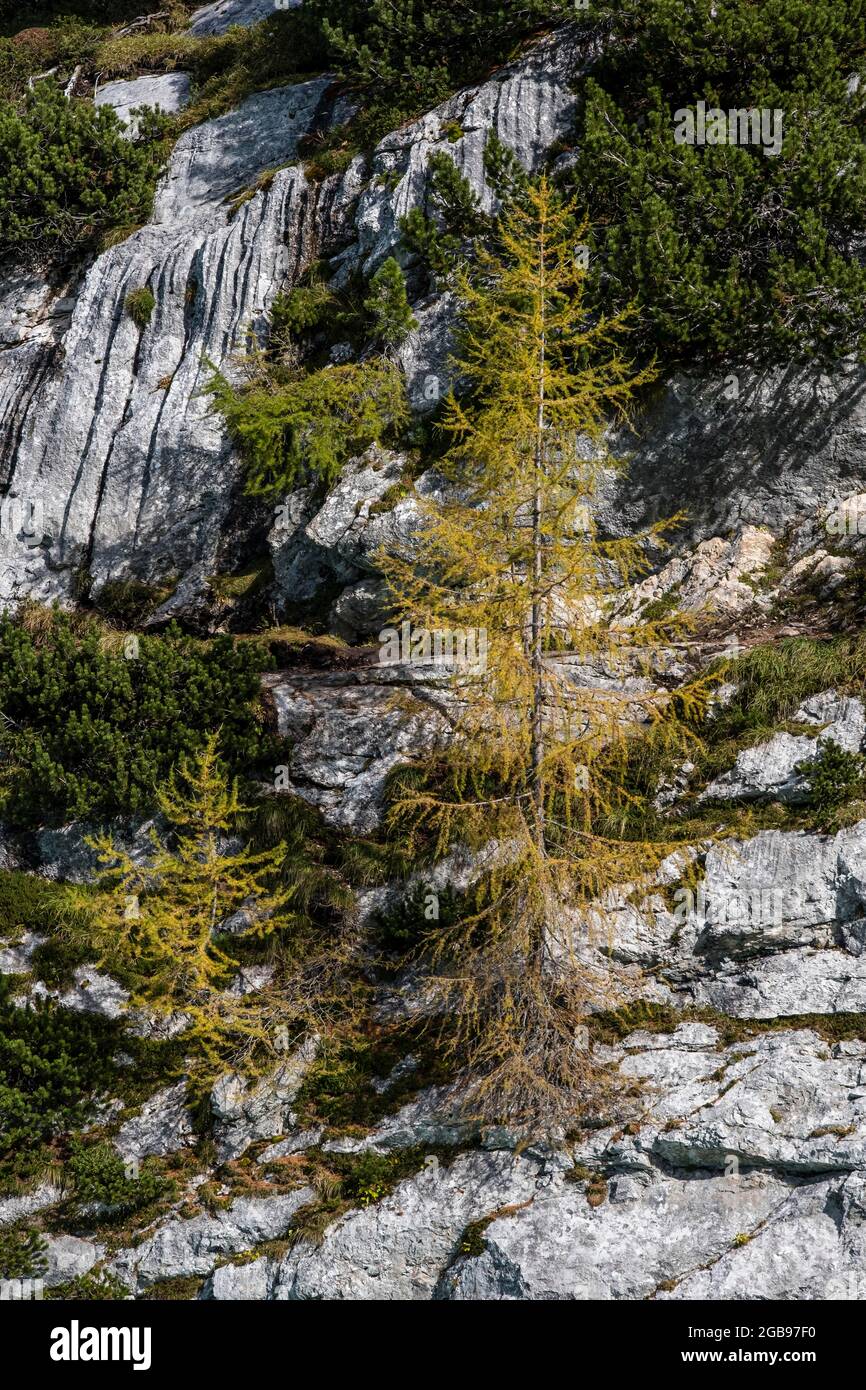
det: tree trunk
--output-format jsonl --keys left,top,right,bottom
{"left": 530, "top": 222, "right": 547, "bottom": 856}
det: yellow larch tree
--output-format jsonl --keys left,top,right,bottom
{"left": 68, "top": 735, "right": 294, "bottom": 1083}
{"left": 378, "top": 176, "right": 712, "bottom": 1134}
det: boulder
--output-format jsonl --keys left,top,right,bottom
{"left": 43, "top": 1235, "right": 103, "bottom": 1289}
{"left": 211, "top": 1037, "right": 319, "bottom": 1162}
{"left": 110, "top": 1190, "right": 314, "bottom": 1292}
{"left": 113, "top": 1082, "right": 194, "bottom": 1163}
{"left": 94, "top": 74, "right": 191, "bottom": 136}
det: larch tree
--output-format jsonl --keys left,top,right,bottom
{"left": 378, "top": 176, "right": 711, "bottom": 1135}
{"left": 67, "top": 735, "right": 293, "bottom": 1084}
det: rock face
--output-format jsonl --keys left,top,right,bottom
{"left": 0, "top": 80, "right": 336, "bottom": 610}
{"left": 43, "top": 1235, "right": 103, "bottom": 1289}
{"left": 265, "top": 665, "right": 448, "bottom": 831}
{"left": 445, "top": 1168, "right": 866, "bottom": 1302}
{"left": 94, "top": 74, "right": 191, "bottom": 134}
{"left": 189, "top": 0, "right": 290, "bottom": 36}
{"left": 604, "top": 362, "right": 866, "bottom": 544}
{"left": 210, "top": 1037, "right": 319, "bottom": 1162}
{"left": 202, "top": 1025, "right": 866, "bottom": 1300}
{"left": 6, "top": 23, "right": 866, "bottom": 621}
{"left": 113, "top": 1082, "right": 194, "bottom": 1163}
{"left": 110, "top": 1190, "right": 314, "bottom": 1292}
{"left": 0, "top": 1183, "right": 63, "bottom": 1229}
{"left": 269, "top": 445, "right": 412, "bottom": 619}
{"left": 341, "top": 30, "right": 581, "bottom": 282}
{"left": 621, "top": 526, "right": 776, "bottom": 621}
{"left": 207, "top": 1151, "right": 544, "bottom": 1301}
{"left": 600, "top": 821, "right": 866, "bottom": 1018}
{"left": 702, "top": 690, "right": 866, "bottom": 804}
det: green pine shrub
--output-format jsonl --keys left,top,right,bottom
{"left": 569, "top": 0, "right": 866, "bottom": 365}
{"left": 0, "top": 868, "right": 65, "bottom": 935}
{"left": 304, "top": 0, "right": 577, "bottom": 127}
{"left": 0, "top": 612, "right": 274, "bottom": 824}
{"left": 0, "top": 1227, "right": 47, "bottom": 1281}
{"left": 0, "top": 79, "right": 170, "bottom": 262}
{"left": 800, "top": 739, "right": 866, "bottom": 814}
{"left": 48, "top": 1270, "right": 129, "bottom": 1300}
{"left": 364, "top": 257, "right": 417, "bottom": 351}
{"left": 270, "top": 281, "right": 336, "bottom": 339}
{"left": 374, "top": 882, "right": 465, "bottom": 951}
{"left": 67, "top": 1141, "right": 174, "bottom": 1220}
{"left": 0, "top": 975, "right": 118, "bottom": 1178}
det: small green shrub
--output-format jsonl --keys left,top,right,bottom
{"left": 329, "top": 1149, "right": 407, "bottom": 1207}
{"left": 0, "top": 1227, "right": 47, "bottom": 1280}
{"left": 67, "top": 1141, "right": 173, "bottom": 1219}
{"left": 374, "top": 882, "right": 465, "bottom": 951}
{"left": 0, "top": 975, "right": 117, "bottom": 1176}
{"left": 364, "top": 257, "right": 417, "bottom": 351}
{"left": 800, "top": 739, "right": 866, "bottom": 814}
{"left": 205, "top": 357, "right": 409, "bottom": 497}
{"left": 0, "top": 80, "right": 170, "bottom": 263}
{"left": 0, "top": 868, "right": 64, "bottom": 935}
{"left": 271, "top": 281, "right": 335, "bottom": 339}
{"left": 49, "top": 1270, "right": 129, "bottom": 1301}
{"left": 0, "top": 612, "right": 273, "bottom": 823}
{"left": 304, "top": 0, "right": 567, "bottom": 123}
{"left": 124, "top": 285, "right": 155, "bottom": 329}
